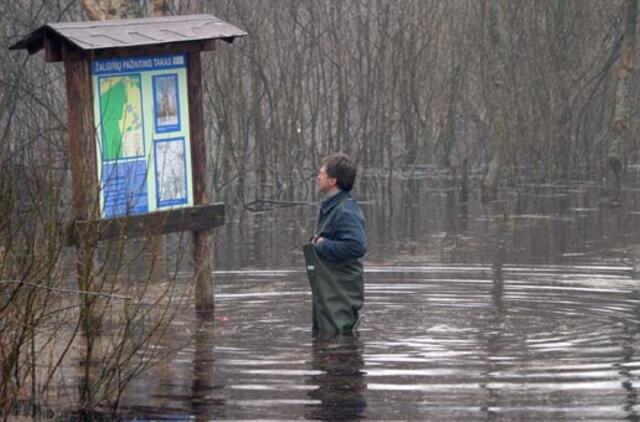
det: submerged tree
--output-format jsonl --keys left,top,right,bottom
{"left": 607, "top": 0, "right": 637, "bottom": 193}
{"left": 482, "top": 0, "right": 508, "bottom": 198}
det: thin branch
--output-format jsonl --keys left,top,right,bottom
{"left": 0, "top": 280, "right": 132, "bottom": 300}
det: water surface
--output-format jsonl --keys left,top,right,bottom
{"left": 119, "top": 181, "right": 640, "bottom": 420}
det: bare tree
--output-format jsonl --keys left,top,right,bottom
{"left": 482, "top": 0, "right": 508, "bottom": 198}
{"left": 608, "top": 0, "right": 637, "bottom": 191}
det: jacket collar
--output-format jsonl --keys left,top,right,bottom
{"left": 320, "top": 189, "right": 350, "bottom": 215}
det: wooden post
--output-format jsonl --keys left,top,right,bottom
{"left": 187, "top": 51, "right": 214, "bottom": 311}
{"left": 63, "top": 45, "right": 100, "bottom": 312}
{"left": 63, "top": 45, "right": 101, "bottom": 407}
{"left": 64, "top": 47, "right": 98, "bottom": 222}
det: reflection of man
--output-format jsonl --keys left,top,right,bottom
{"left": 305, "top": 334, "right": 367, "bottom": 420}
{"left": 303, "top": 154, "right": 367, "bottom": 334}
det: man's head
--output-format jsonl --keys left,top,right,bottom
{"left": 317, "top": 154, "right": 357, "bottom": 195}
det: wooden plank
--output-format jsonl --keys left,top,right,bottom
{"left": 187, "top": 51, "right": 207, "bottom": 205}
{"left": 66, "top": 203, "right": 225, "bottom": 246}
{"left": 44, "top": 33, "right": 63, "bottom": 62}
{"left": 202, "top": 39, "right": 216, "bottom": 52}
{"left": 63, "top": 45, "right": 98, "bottom": 221}
{"left": 91, "top": 40, "right": 215, "bottom": 60}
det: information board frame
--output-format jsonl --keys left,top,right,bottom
{"left": 91, "top": 54, "right": 194, "bottom": 218}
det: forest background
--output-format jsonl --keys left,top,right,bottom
{"left": 1, "top": 0, "right": 640, "bottom": 417}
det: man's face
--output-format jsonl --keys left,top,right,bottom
{"left": 317, "top": 165, "right": 337, "bottom": 193}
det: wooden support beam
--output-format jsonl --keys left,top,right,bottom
{"left": 63, "top": 45, "right": 102, "bottom": 338}
{"left": 66, "top": 203, "right": 225, "bottom": 246}
{"left": 44, "top": 33, "right": 63, "bottom": 62}
{"left": 186, "top": 50, "right": 215, "bottom": 311}
{"left": 64, "top": 46, "right": 98, "bottom": 221}
{"left": 188, "top": 53, "right": 208, "bottom": 206}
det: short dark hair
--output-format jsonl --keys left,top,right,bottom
{"left": 322, "top": 154, "right": 357, "bottom": 191}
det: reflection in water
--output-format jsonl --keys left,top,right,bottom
{"left": 107, "top": 179, "right": 640, "bottom": 420}
{"left": 620, "top": 291, "right": 640, "bottom": 422}
{"left": 305, "top": 334, "right": 367, "bottom": 420}
{"left": 480, "top": 213, "right": 507, "bottom": 421}
{"left": 191, "top": 312, "right": 226, "bottom": 420}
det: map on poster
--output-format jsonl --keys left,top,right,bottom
{"left": 99, "top": 75, "right": 144, "bottom": 160}
{"left": 92, "top": 54, "right": 193, "bottom": 218}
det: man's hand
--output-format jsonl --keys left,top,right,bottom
{"left": 312, "top": 235, "right": 326, "bottom": 244}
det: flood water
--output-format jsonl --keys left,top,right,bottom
{"left": 118, "top": 177, "right": 640, "bottom": 420}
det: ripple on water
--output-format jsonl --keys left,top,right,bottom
{"left": 120, "top": 264, "right": 640, "bottom": 421}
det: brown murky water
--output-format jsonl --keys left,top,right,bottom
{"left": 117, "top": 179, "right": 640, "bottom": 420}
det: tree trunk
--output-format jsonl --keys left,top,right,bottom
{"left": 82, "top": 0, "right": 140, "bottom": 20}
{"left": 437, "top": 63, "right": 460, "bottom": 169}
{"left": 152, "top": 0, "right": 168, "bottom": 16}
{"left": 482, "top": 0, "right": 508, "bottom": 199}
{"left": 82, "top": 0, "right": 106, "bottom": 20}
{"left": 607, "top": 0, "right": 637, "bottom": 191}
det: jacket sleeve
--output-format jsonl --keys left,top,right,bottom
{"left": 315, "top": 209, "right": 367, "bottom": 261}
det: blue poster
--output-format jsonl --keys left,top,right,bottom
{"left": 102, "top": 159, "right": 149, "bottom": 218}
{"left": 93, "top": 54, "right": 186, "bottom": 75}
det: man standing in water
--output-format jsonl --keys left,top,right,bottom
{"left": 303, "top": 154, "right": 367, "bottom": 334}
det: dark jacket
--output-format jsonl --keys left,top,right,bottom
{"left": 315, "top": 190, "right": 367, "bottom": 262}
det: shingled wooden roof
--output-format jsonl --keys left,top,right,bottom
{"left": 9, "top": 14, "right": 247, "bottom": 55}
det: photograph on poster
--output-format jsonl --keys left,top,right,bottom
{"left": 154, "top": 137, "right": 188, "bottom": 207}
{"left": 153, "top": 74, "right": 181, "bottom": 133}
{"left": 98, "top": 74, "right": 145, "bottom": 161}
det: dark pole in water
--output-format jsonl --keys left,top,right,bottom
{"left": 187, "top": 51, "right": 215, "bottom": 311}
